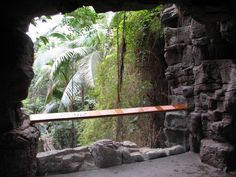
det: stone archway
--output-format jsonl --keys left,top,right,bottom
{"left": 1, "top": 1, "right": 236, "bottom": 176}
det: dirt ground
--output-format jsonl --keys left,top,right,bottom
{"left": 47, "top": 152, "right": 236, "bottom": 177}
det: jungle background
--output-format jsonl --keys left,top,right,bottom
{"left": 24, "top": 5, "right": 169, "bottom": 151}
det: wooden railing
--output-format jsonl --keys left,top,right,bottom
{"left": 30, "top": 104, "right": 187, "bottom": 123}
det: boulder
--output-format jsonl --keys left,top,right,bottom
{"left": 36, "top": 146, "right": 93, "bottom": 175}
{"left": 0, "top": 120, "right": 39, "bottom": 177}
{"left": 200, "top": 139, "right": 235, "bottom": 170}
{"left": 90, "top": 139, "right": 122, "bottom": 168}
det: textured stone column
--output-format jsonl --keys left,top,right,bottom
{"left": 0, "top": 27, "right": 40, "bottom": 177}
{"left": 162, "top": 4, "right": 236, "bottom": 170}
{"left": 161, "top": 4, "right": 192, "bottom": 150}
{"left": 197, "top": 60, "right": 236, "bottom": 171}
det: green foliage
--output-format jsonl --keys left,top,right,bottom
{"left": 23, "top": 96, "right": 44, "bottom": 114}
{"left": 25, "top": 6, "right": 106, "bottom": 149}
{"left": 112, "top": 6, "right": 163, "bottom": 49}
{"left": 78, "top": 36, "right": 153, "bottom": 144}
{"left": 63, "top": 6, "right": 101, "bottom": 34}
{"left": 78, "top": 6, "right": 164, "bottom": 145}
{"left": 78, "top": 118, "right": 116, "bottom": 145}
{"left": 92, "top": 53, "right": 118, "bottom": 109}
{"left": 25, "top": 5, "right": 164, "bottom": 149}
{"left": 33, "top": 22, "right": 104, "bottom": 112}
{"left": 38, "top": 36, "right": 49, "bottom": 45}
{"left": 49, "top": 32, "right": 69, "bottom": 40}
{"left": 52, "top": 121, "right": 79, "bottom": 149}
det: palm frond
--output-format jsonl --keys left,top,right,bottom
{"left": 49, "top": 47, "right": 93, "bottom": 80}
{"left": 77, "top": 51, "right": 101, "bottom": 87}
{"left": 34, "top": 47, "right": 68, "bottom": 68}
{"left": 34, "top": 64, "right": 52, "bottom": 88}
{"left": 49, "top": 50, "right": 75, "bottom": 79}
{"left": 49, "top": 32, "right": 69, "bottom": 40}
{"left": 59, "top": 51, "right": 101, "bottom": 110}
{"left": 43, "top": 102, "right": 59, "bottom": 113}
{"left": 58, "top": 75, "right": 82, "bottom": 111}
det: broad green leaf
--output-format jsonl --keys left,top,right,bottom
{"left": 39, "top": 36, "right": 49, "bottom": 45}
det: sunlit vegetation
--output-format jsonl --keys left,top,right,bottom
{"left": 24, "top": 5, "right": 167, "bottom": 151}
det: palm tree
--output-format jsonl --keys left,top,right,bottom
{"left": 31, "top": 17, "right": 105, "bottom": 149}
{"left": 34, "top": 30, "right": 104, "bottom": 113}
{"left": 29, "top": 7, "right": 114, "bottom": 149}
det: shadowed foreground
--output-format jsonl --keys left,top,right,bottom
{"left": 46, "top": 152, "right": 236, "bottom": 177}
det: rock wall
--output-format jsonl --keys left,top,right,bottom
{"left": 0, "top": 120, "right": 40, "bottom": 177}
{"left": 161, "top": 4, "right": 236, "bottom": 170}
{"left": 0, "top": 27, "right": 40, "bottom": 177}
{"left": 37, "top": 140, "right": 185, "bottom": 176}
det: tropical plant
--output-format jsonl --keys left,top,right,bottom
{"left": 25, "top": 5, "right": 166, "bottom": 149}
{"left": 78, "top": 6, "right": 166, "bottom": 146}
{"left": 33, "top": 21, "right": 105, "bottom": 113}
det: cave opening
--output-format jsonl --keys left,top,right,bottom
{"left": 1, "top": 1, "right": 236, "bottom": 177}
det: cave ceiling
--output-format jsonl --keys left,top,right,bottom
{"left": 2, "top": 0, "right": 236, "bottom": 31}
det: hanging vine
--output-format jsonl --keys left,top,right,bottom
{"left": 116, "top": 12, "right": 126, "bottom": 141}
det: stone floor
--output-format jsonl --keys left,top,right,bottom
{"left": 46, "top": 152, "right": 236, "bottom": 177}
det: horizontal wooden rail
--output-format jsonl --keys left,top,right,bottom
{"left": 30, "top": 104, "right": 187, "bottom": 123}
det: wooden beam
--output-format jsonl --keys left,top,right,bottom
{"left": 30, "top": 104, "right": 187, "bottom": 123}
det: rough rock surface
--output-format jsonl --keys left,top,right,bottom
{"left": 0, "top": 27, "right": 36, "bottom": 177}
{"left": 46, "top": 152, "right": 235, "bottom": 177}
{"left": 37, "top": 140, "right": 186, "bottom": 176}
{"left": 161, "top": 4, "right": 236, "bottom": 170}
{"left": 37, "top": 146, "right": 95, "bottom": 176}
{"left": 200, "top": 139, "right": 236, "bottom": 171}
{"left": 0, "top": 120, "right": 40, "bottom": 177}
{"left": 90, "top": 139, "right": 122, "bottom": 168}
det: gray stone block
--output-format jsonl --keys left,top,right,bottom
{"left": 165, "top": 112, "right": 187, "bottom": 131}
{"left": 165, "top": 145, "right": 186, "bottom": 155}
{"left": 161, "top": 4, "right": 178, "bottom": 25}
{"left": 200, "top": 139, "right": 235, "bottom": 170}
{"left": 130, "top": 152, "right": 144, "bottom": 162}
{"left": 119, "top": 147, "right": 134, "bottom": 164}
{"left": 37, "top": 150, "right": 87, "bottom": 175}
{"left": 164, "top": 26, "right": 191, "bottom": 47}
{"left": 164, "top": 128, "right": 189, "bottom": 148}
{"left": 143, "top": 149, "right": 167, "bottom": 160}
{"left": 90, "top": 140, "right": 122, "bottom": 168}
